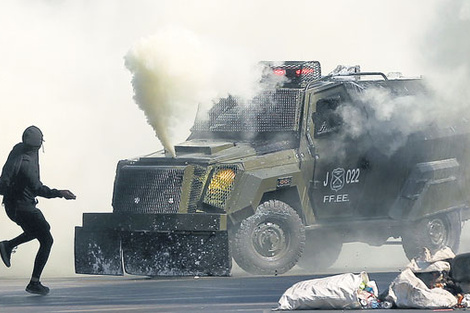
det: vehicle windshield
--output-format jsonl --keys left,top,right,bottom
{"left": 190, "top": 89, "right": 302, "bottom": 141}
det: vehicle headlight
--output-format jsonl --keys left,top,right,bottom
{"left": 204, "top": 167, "right": 237, "bottom": 209}
{"left": 208, "top": 168, "right": 236, "bottom": 193}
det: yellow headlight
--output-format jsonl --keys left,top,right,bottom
{"left": 208, "top": 168, "right": 236, "bottom": 192}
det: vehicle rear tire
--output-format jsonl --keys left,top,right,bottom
{"left": 296, "top": 230, "right": 343, "bottom": 272}
{"left": 401, "top": 211, "right": 461, "bottom": 260}
{"left": 232, "top": 200, "right": 305, "bottom": 275}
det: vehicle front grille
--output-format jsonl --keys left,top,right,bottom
{"left": 112, "top": 165, "right": 185, "bottom": 214}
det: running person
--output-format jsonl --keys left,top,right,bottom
{"left": 0, "top": 126, "right": 76, "bottom": 295}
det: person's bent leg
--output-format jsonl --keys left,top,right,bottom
{"left": 1, "top": 207, "right": 36, "bottom": 268}
{"left": 10, "top": 233, "right": 36, "bottom": 247}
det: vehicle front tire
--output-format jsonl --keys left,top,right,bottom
{"left": 401, "top": 211, "right": 461, "bottom": 260}
{"left": 232, "top": 200, "right": 305, "bottom": 275}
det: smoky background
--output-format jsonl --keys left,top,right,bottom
{"left": 0, "top": 0, "right": 469, "bottom": 278}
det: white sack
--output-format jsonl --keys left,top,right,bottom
{"left": 428, "top": 247, "right": 455, "bottom": 262}
{"left": 277, "top": 272, "right": 367, "bottom": 310}
{"left": 407, "top": 259, "right": 451, "bottom": 273}
{"left": 407, "top": 247, "right": 455, "bottom": 273}
{"left": 387, "top": 268, "right": 457, "bottom": 309}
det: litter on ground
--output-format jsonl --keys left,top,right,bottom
{"left": 276, "top": 247, "right": 470, "bottom": 310}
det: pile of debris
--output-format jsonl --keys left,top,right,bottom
{"left": 277, "top": 247, "right": 470, "bottom": 310}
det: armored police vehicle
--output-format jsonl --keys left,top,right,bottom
{"left": 75, "top": 61, "right": 470, "bottom": 276}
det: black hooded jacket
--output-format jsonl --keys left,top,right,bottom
{"left": 0, "top": 142, "right": 62, "bottom": 211}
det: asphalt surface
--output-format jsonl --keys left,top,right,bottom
{"left": 0, "top": 271, "right": 466, "bottom": 313}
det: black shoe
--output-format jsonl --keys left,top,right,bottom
{"left": 26, "top": 281, "right": 50, "bottom": 295}
{"left": 0, "top": 241, "right": 11, "bottom": 268}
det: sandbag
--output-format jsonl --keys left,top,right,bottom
{"left": 386, "top": 268, "right": 457, "bottom": 309}
{"left": 277, "top": 272, "right": 369, "bottom": 310}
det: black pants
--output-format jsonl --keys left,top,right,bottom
{"left": 5, "top": 207, "right": 54, "bottom": 280}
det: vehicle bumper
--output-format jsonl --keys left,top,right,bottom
{"left": 74, "top": 213, "right": 231, "bottom": 276}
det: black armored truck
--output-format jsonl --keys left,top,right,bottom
{"left": 75, "top": 61, "right": 470, "bottom": 276}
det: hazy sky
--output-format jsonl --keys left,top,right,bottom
{"left": 0, "top": 0, "right": 468, "bottom": 277}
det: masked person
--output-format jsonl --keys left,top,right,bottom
{"left": 0, "top": 126, "right": 76, "bottom": 295}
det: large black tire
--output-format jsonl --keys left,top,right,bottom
{"left": 297, "top": 230, "right": 343, "bottom": 272}
{"left": 232, "top": 200, "right": 305, "bottom": 275}
{"left": 402, "top": 211, "right": 462, "bottom": 260}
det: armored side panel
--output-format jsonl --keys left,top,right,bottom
{"left": 390, "top": 158, "right": 464, "bottom": 220}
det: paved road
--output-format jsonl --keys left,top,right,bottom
{"left": 0, "top": 271, "right": 465, "bottom": 313}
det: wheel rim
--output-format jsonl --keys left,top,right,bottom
{"left": 252, "top": 221, "right": 288, "bottom": 259}
{"left": 427, "top": 218, "right": 447, "bottom": 247}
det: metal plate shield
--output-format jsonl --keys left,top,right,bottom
{"left": 74, "top": 227, "right": 124, "bottom": 275}
{"left": 122, "top": 231, "right": 231, "bottom": 276}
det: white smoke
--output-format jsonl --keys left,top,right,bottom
{"left": 333, "top": 0, "right": 470, "bottom": 157}
{"left": 124, "top": 29, "right": 213, "bottom": 156}
{"left": 334, "top": 87, "right": 435, "bottom": 157}
{"left": 419, "top": 0, "right": 470, "bottom": 110}
{"left": 124, "top": 28, "right": 263, "bottom": 156}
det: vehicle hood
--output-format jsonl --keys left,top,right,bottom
{"left": 173, "top": 139, "right": 257, "bottom": 163}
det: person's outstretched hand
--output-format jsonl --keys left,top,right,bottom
{"left": 60, "top": 190, "right": 76, "bottom": 200}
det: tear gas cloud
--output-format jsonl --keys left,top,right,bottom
{"left": 124, "top": 29, "right": 209, "bottom": 157}
{"left": 123, "top": 31, "right": 288, "bottom": 155}
{"left": 336, "top": 88, "right": 441, "bottom": 157}
{"left": 127, "top": 0, "right": 470, "bottom": 159}
{"left": 318, "top": 0, "right": 470, "bottom": 160}
{"left": 421, "top": 0, "right": 470, "bottom": 104}
{"left": 124, "top": 28, "right": 264, "bottom": 156}
{"left": 0, "top": 0, "right": 469, "bottom": 278}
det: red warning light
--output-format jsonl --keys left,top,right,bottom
{"left": 263, "top": 61, "right": 321, "bottom": 87}
{"left": 274, "top": 67, "right": 315, "bottom": 77}
{"left": 273, "top": 68, "right": 286, "bottom": 76}
{"left": 295, "top": 68, "right": 315, "bottom": 76}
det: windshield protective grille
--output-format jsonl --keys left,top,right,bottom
{"left": 192, "top": 89, "right": 302, "bottom": 133}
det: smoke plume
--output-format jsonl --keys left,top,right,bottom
{"left": 124, "top": 28, "right": 263, "bottom": 156}
{"left": 124, "top": 29, "right": 210, "bottom": 156}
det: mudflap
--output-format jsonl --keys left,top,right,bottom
{"left": 74, "top": 227, "right": 124, "bottom": 275}
{"left": 122, "top": 231, "right": 231, "bottom": 276}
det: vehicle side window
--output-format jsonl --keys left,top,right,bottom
{"left": 313, "top": 97, "right": 342, "bottom": 138}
